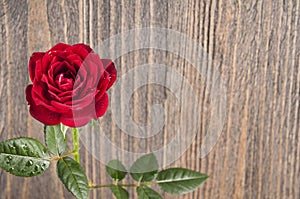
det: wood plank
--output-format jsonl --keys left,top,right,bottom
{"left": 0, "top": 0, "right": 9, "bottom": 198}
{"left": 0, "top": 0, "right": 29, "bottom": 199}
{"left": 0, "top": 0, "right": 299, "bottom": 198}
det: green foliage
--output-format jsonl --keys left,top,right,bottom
{"left": 110, "top": 185, "right": 129, "bottom": 199}
{"left": 44, "top": 125, "right": 67, "bottom": 156}
{"left": 57, "top": 157, "right": 89, "bottom": 199}
{"left": 130, "top": 154, "right": 159, "bottom": 182}
{"left": 156, "top": 168, "right": 209, "bottom": 194}
{"left": 0, "top": 134, "right": 208, "bottom": 199}
{"left": 104, "top": 154, "right": 208, "bottom": 199}
{"left": 106, "top": 159, "right": 127, "bottom": 181}
{"left": 137, "top": 186, "right": 163, "bottom": 199}
{"left": 0, "top": 137, "right": 50, "bottom": 177}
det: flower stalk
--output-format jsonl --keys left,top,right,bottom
{"left": 89, "top": 181, "right": 158, "bottom": 189}
{"left": 72, "top": 128, "right": 80, "bottom": 163}
{"left": 49, "top": 149, "right": 76, "bottom": 161}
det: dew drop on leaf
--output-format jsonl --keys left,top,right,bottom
{"left": 5, "top": 156, "right": 12, "bottom": 164}
{"left": 9, "top": 144, "right": 16, "bottom": 151}
{"left": 22, "top": 144, "right": 28, "bottom": 151}
{"left": 35, "top": 165, "right": 40, "bottom": 172}
{"left": 26, "top": 160, "right": 33, "bottom": 167}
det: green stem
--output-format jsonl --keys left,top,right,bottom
{"left": 72, "top": 128, "right": 80, "bottom": 163}
{"left": 89, "top": 181, "right": 158, "bottom": 189}
{"left": 49, "top": 149, "right": 76, "bottom": 161}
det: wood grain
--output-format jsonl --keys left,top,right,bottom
{"left": 0, "top": 0, "right": 300, "bottom": 198}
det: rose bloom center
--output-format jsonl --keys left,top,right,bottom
{"left": 55, "top": 71, "right": 75, "bottom": 91}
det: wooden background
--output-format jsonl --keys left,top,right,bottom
{"left": 0, "top": 0, "right": 300, "bottom": 198}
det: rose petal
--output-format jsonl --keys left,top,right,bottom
{"left": 49, "top": 43, "right": 70, "bottom": 51}
{"left": 31, "top": 86, "right": 59, "bottom": 112}
{"left": 49, "top": 61, "right": 67, "bottom": 83}
{"left": 48, "top": 90, "right": 72, "bottom": 104}
{"left": 58, "top": 90, "right": 73, "bottom": 98}
{"left": 69, "top": 44, "right": 92, "bottom": 59}
{"left": 72, "top": 57, "right": 103, "bottom": 98}
{"left": 34, "top": 58, "right": 45, "bottom": 80}
{"left": 48, "top": 83, "right": 62, "bottom": 94}
{"left": 26, "top": 85, "right": 60, "bottom": 125}
{"left": 50, "top": 51, "right": 71, "bottom": 61}
{"left": 66, "top": 54, "right": 82, "bottom": 71}
{"left": 29, "top": 104, "right": 61, "bottom": 125}
{"left": 25, "top": 85, "right": 34, "bottom": 104}
{"left": 60, "top": 112, "right": 91, "bottom": 127}
{"left": 29, "top": 52, "right": 44, "bottom": 81}
{"left": 72, "top": 66, "right": 87, "bottom": 96}
{"left": 30, "top": 81, "right": 63, "bottom": 113}
{"left": 95, "top": 93, "right": 108, "bottom": 117}
{"left": 50, "top": 100, "right": 72, "bottom": 112}
{"left": 50, "top": 89, "right": 95, "bottom": 112}
{"left": 49, "top": 53, "right": 60, "bottom": 64}
{"left": 70, "top": 91, "right": 96, "bottom": 108}
{"left": 86, "top": 54, "right": 105, "bottom": 82}
{"left": 41, "top": 74, "right": 55, "bottom": 89}
{"left": 97, "top": 71, "right": 110, "bottom": 97}
{"left": 101, "top": 59, "right": 117, "bottom": 89}
{"left": 72, "top": 43, "right": 93, "bottom": 53}
{"left": 89, "top": 92, "right": 109, "bottom": 120}
{"left": 41, "top": 52, "right": 53, "bottom": 73}
{"left": 62, "top": 61, "right": 77, "bottom": 78}
{"left": 32, "top": 81, "right": 50, "bottom": 101}
{"left": 83, "top": 59, "right": 102, "bottom": 91}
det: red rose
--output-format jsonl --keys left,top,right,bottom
{"left": 26, "top": 43, "right": 117, "bottom": 127}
